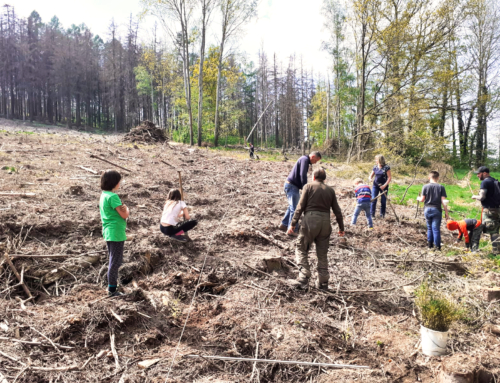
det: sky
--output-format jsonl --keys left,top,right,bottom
{"left": 14, "top": 0, "right": 332, "bottom": 74}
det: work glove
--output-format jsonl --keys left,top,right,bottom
{"left": 338, "top": 231, "right": 345, "bottom": 237}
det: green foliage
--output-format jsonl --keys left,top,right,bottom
{"left": 414, "top": 283, "right": 461, "bottom": 332}
{"left": 1, "top": 166, "right": 16, "bottom": 172}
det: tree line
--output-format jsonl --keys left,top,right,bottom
{"left": 1, "top": 0, "right": 499, "bottom": 167}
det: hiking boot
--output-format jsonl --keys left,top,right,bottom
{"left": 433, "top": 246, "right": 441, "bottom": 252}
{"left": 108, "top": 290, "right": 125, "bottom": 297}
{"left": 315, "top": 280, "right": 329, "bottom": 290}
{"left": 287, "top": 231, "right": 299, "bottom": 237}
{"left": 428, "top": 241, "right": 434, "bottom": 249}
{"left": 278, "top": 224, "right": 288, "bottom": 232}
{"left": 291, "top": 278, "right": 309, "bottom": 290}
{"left": 169, "top": 234, "right": 188, "bottom": 243}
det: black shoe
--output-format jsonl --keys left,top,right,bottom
{"left": 291, "top": 278, "right": 309, "bottom": 290}
{"left": 434, "top": 246, "right": 441, "bottom": 251}
{"left": 428, "top": 241, "right": 434, "bottom": 249}
{"left": 169, "top": 234, "right": 187, "bottom": 243}
{"left": 315, "top": 280, "right": 329, "bottom": 290}
{"left": 108, "top": 290, "right": 125, "bottom": 297}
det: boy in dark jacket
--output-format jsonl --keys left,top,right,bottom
{"left": 446, "top": 219, "right": 483, "bottom": 252}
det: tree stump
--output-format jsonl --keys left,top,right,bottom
{"left": 482, "top": 287, "right": 500, "bottom": 302}
{"left": 262, "top": 257, "right": 283, "bottom": 272}
{"left": 438, "top": 354, "right": 478, "bottom": 383}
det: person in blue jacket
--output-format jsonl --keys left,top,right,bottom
{"left": 279, "top": 151, "right": 322, "bottom": 236}
{"left": 368, "top": 154, "right": 392, "bottom": 219}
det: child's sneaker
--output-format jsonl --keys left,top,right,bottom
{"left": 176, "top": 230, "right": 185, "bottom": 235}
{"left": 169, "top": 234, "right": 187, "bottom": 243}
{"left": 368, "top": 227, "right": 374, "bottom": 230}
{"left": 108, "top": 291, "right": 125, "bottom": 297}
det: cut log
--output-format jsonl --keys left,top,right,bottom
{"left": 482, "top": 288, "right": 500, "bottom": 302}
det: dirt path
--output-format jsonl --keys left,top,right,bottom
{"left": 0, "top": 123, "right": 499, "bottom": 382}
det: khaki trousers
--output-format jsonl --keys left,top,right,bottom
{"left": 483, "top": 208, "right": 500, "bottom": 254}
{"left": 295, "top": 211, "right": 332, "bottom": 284}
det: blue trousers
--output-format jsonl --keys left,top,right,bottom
{"left": 281, "top": 182, "right": 300, "bottom": 232}
{"left": 351, "top": 202, "right": 373, "bottom": 228}
{"left": 424, "top": 207, "right": 442, "bottom": 247}
{"left": 371, "top": 184, "right": 388, "bottom": 218}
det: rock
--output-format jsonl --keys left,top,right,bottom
{"left": 482, "top": 288, "right": 500, "bottom": 302}
{"left": 403, "top": 286, "right": 416, "bottom": 296}
{"left": 138, "top": 358, "right": 161, "bottom": 369}
{"left": 271, "top": 327, "right": 285, "bottom": 341}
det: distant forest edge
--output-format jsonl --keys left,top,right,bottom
{"left": 1, "top": 0, "right": 499, "bottom": 167}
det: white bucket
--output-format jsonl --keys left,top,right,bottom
{"left": 420, "top": 325, "right": 448, "bottom": 356}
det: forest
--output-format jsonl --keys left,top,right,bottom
{"left": 0, "top": 0, "right": 499, "bottom": 166}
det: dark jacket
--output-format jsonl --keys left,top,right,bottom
{"left": 286, "top": 155, "right": 310, "bottom": 190}
{"left": 291, "top": 181, "right": 344, "bottom": 231}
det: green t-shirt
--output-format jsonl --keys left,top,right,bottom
{"left": 99, "top": 191, "right": 127, "bottom": 242}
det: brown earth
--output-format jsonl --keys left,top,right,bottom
{"left": 0, "top": 121, "right": 499, "bottom": 382}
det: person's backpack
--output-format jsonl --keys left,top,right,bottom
{"left": 493, "top": 179, "right": 500, "bottom": 205}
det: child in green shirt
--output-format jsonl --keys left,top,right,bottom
{"left": 99, "top": 170, "right": 129, "bottom": 296}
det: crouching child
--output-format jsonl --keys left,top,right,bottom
{"left": 99, "top": 170, "right": 129, "bottom": 297}
{"left": 160, "top": 189, "right": 198, "bottom": 243}
{"left": 351, "top": 178, "right": 373, "bottom": 229}
{"left": 446, "top": 219, "right": 483, "bottom": 252}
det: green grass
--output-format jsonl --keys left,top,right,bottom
{"left": 390, "top": 170, "right": 500, "bottom": 221}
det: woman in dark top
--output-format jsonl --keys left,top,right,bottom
{"left": 368, "top": 154, "right": 392, "bottom": 219}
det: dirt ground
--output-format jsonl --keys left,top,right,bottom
{"left": 0, "top": 119, "right": 499, "bottom": 382}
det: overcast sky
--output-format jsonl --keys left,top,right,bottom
{"left": 14, "top": 0, "right": 332, "bottom": 73}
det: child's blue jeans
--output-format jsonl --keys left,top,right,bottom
{"left": 351, "top": 202, "right": 373, "bottom": 228}
{"left": 424, "top": 207, "right": 442, "bottom": 247}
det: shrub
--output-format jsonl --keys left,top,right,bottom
{"left": 414, "top": 283, "right": 461, "bottom": 332}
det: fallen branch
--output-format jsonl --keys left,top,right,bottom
{"left": 0, "top": 192, "right": 36, "bottom": 197}
{"left": 184, "top": 354, "right": 370, "bottom": 370}
{"left": 243, "top": 263, "right": 278, "bottom": 280}
{"left": 0, "top": 336, "right": 74, "bottom": 350}
{"left": 160, "top": 160, "right": 175, "bottom": 168}
{"left": 110, "top": 330, "right": 120, "bottom": 370}
{"left": 251, "top": 227, "right": 289, "bottom": 250}
{"left": 110, "top": 309, "right": 123, "bottom": 323}
{"left": 75, "top": 165, "right": 98, "bottom": 174}
{"left": 90, "top": 154, "right": 131, "bottom": 173}
{"left": 3, "top": 252, "right": 32, "bottom": 299}
{"left": 337, "top": 273, "right": 425, "bottom": 294}
{"left": 30, "top": 326, "right": 62, "bottom": 353}
{"left": 11, "top": 250, "right": 107, "bottom": 259}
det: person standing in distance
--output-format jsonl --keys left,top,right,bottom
{"left": 368, "top": 154, "right": 392, "bottom": 219}
{"left": 279, "top": 151, "right": 322, "bottom": 236}
{"left": 472, "top": 166, "right": 500, "bottom": 254}
{"left": 287, "top": 168, "right": 345, "bottom": 290}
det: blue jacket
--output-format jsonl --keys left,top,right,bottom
{"left": 287, "top": 155, "right": 311, "bottom": 190}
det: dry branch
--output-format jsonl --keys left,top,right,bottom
{"left": 0, "top": 336, "right": 74, "bottom": 350}
{"left": 90, "top": 154, "right": 131, "bottom": 173}
{"left": 184, "top": 354, "right": 370, "bottom": 369}
{"left": 3, "top": 252, "right": 32, "bottom": 299}
{"left": 75, "top": 165, "right": 98, "bottom": 174}
{"left": 251, "top": 227, "right": 289, "bottom": 250}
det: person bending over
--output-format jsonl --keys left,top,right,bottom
{"left": 351, "top": 178, "right": 373, "bottom": 229}
{"left": 446, "top": 219, "right": 483, "bottom": 252}
{"left": 160, "top": 189, "right": 198, "bottom": 243}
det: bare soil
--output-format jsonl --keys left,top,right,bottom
{"left": 0, "top": 120, "right": 499, "bottom": 382}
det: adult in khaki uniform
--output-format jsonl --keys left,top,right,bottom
{"left": 288, "top": 168, "right": 345, "bottom": 290}
{"left": 472, "top": 166, "right": 500, "bottom": 254}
